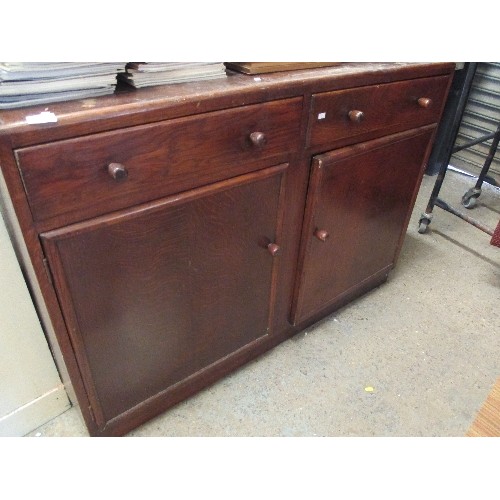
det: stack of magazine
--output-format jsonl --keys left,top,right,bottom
{"left": 0, "top": 62, "right": 126, "bottom": 109}
{"left": 120, "top": 62, "right": 227, "bottom": 88}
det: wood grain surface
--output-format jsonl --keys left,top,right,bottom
{"left": 15, "top": 98, "right": 301, "bottom": 228}
{"left": 292, "top": 126, "right": 435, "bottom": 324}
{"left": 41, "top": 165, "right": 287, "bottom": 423}
{"left": 0, "top": 63, "right": 454, "bottom": 149}
{"left": 0, "top": 63, "right": 455, "bottom": 436}
{"left": 467, "top": 378, "right": 500, "bottom": 437}
{"left": 224, "top": 62, "right": 341, "bottom": 74}
{"left": 308, "top": 75, "right": 450, "bottom": 149}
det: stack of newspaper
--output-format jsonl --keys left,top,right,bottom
{"left": 0, "top": 62, "right": 126, "bottom": 109}
{"left": 120, "top": 62, "right": 227, "bottom": 88}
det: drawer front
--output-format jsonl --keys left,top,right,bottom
{"left": 308, "top": 75, "right": 449, "bottom": 149}
{"left": 15, "top": 97, "right": 302, "bottom": 225}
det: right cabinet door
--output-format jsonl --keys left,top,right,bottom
{"left": 292, "top": 127, "right": 434, "bottom": 325}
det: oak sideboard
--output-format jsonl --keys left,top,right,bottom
{"left": 0, "top": 63, "right": 454, "bottom": 436}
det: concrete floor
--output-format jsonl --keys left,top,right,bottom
{"left": 27, "top": 169, "right": 500, "bottom": 437}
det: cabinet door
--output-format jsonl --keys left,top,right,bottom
{"left": 41, "top": 164, "right": 287, "bottom": 426}
{"left": 292, "top": 128, "right": 434, "bottom": 325}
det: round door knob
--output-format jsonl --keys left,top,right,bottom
{"left": 417, "top": 97, "right": 432, "bottom": 109}
{"left": 108, "top": 163, "right": 128, "bottom": 180}
{"left": 314, "top": 229, "right": 329, "bottom": 242}
{"left": 267, "top": 243, "right": 281, "bottom": 256}
{"left": 249, "top": 131, "right": 267, "bottom": 148}
{"left": 348, "top": 110, "right": 364, "bottom": 123}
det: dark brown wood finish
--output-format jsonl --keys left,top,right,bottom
{"left": 308, "top": 75, "right": 450, "bottom": 149}
{"left": 0, "top": 63, "right": 454, "bottom": 149}
{"left": 41, "top": 165, "right": 287, "bottom": 426}
{"left": 15, "top": 98, "right": 301, "bottom": 229}
{"left": 292, "top": 126, "right": 435, "bottom": 325}
{"left": 0, "top": 63, "right": 455, "bottom": 436}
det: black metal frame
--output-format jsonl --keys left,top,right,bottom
{"left": 418, "top": 63, "right": 499, "bottom": 237}
{"left": 425, "top": 63, "right": 478, "bottom": 176}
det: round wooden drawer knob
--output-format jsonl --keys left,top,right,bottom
{"left": 418, "top": 97, "right": 432, "bottom": 109}
{"left": 267, "top": 243, "right": 281, "bottom": 256}
{"left": 314, "top": 229, "right": 329, "bottom": 242}
{"left": 108, "top": 163, "right": 128, "bottom": 180}
{"left": 348, "top": 110, "right": 364, "bottom": 123}
{"left": 249, "top": 131, "right": 267, "bottom": 148}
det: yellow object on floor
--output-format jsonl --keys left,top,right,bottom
{"left": 467, "top": 378, "right": 500, "bottom": 437}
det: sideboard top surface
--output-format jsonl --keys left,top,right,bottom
{"left": 0, "top": 62, "right": 454, "bottom": 148}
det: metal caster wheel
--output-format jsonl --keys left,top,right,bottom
{"left": 418, "top": 213, "right": 431, "bottom": 234}
{"left": 462, "top": 195, "right": 477, "bottom": 209}
{"left": 418, "top": 221, "right": 429, "bottom": 234}
{"left": 461, "top": 188, "right": 480, "bottom": 209}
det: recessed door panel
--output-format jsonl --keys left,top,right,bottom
{"left": 42, "top": 164, "right": 287, "bottom": 423}
{"left": 293, "top": 128, "right": 433, "bottom": 324}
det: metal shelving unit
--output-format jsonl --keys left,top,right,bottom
{"left": 418, "top": 63, "right": 500, "bottom": 242}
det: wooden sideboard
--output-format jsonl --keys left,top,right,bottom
{"left": 0, "top": 63, "right": 455, "bottom": 436}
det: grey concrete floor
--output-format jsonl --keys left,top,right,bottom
{"left": 27, "top": 169, "right": 500, "bottom": 437}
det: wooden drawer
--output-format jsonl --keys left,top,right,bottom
{"left": 15, "top": 97, "right": 302, "bottom": 226}
{"left": 307, "top": 75, "right": 449, "bottom": 149}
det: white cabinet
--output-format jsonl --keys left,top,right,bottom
{"left": 0, "top": 208, "right": 70, "bottom": 436}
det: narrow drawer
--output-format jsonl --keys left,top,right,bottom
{"left": 15, "top": 97, "right": 302, "bottom": 226}
{"left": 308, "top": 75, "right": 449, "bottom": 149}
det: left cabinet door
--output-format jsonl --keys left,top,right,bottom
{"left": 41, "top": 164, "right": 287, "bottom": 429}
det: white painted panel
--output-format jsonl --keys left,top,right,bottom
{"left": 0, "top": 208, "right": 70, "bottom": 436}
